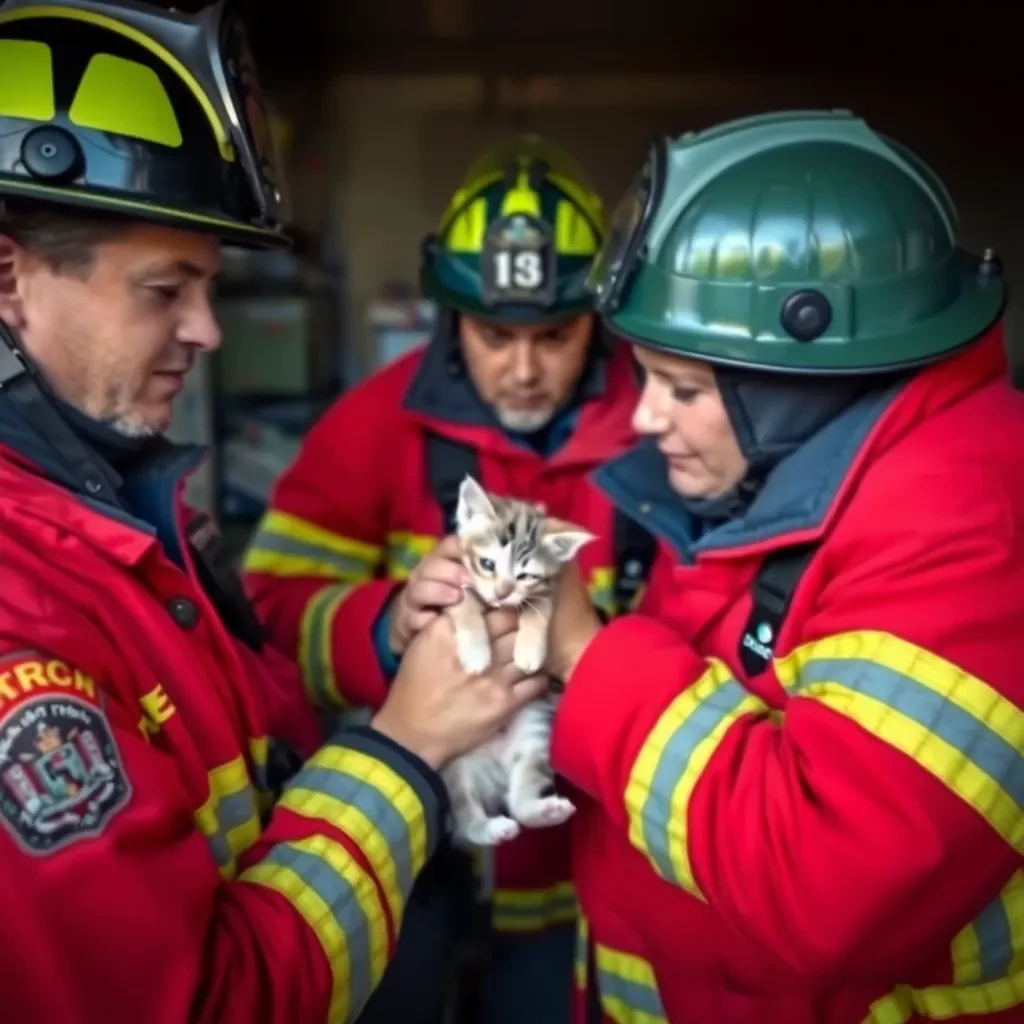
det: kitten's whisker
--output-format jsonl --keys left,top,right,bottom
{"left": 521, "top": 597, "right": 550, "bottom": 624}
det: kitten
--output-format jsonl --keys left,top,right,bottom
{"left": 441, "top": 474, "right": 594, "bottom": 846}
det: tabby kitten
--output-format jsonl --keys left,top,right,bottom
{"left": 442, "top": 474, "right": 594, "bottom": 846}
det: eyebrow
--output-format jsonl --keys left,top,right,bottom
{"left": 130, "top": 258, "right": 214, "bottom": 282}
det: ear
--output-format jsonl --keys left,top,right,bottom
{"left": 455, "top": 474, "right": 495, "bottom": 531}
{"left": 541, "top": 519, "right": 596, "bottom": 562}
{"left": 0, "top": 233, "right": 25, "bottom": 327}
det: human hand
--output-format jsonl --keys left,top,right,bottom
{"left": 371, "top": 607, "right": 546, "bottom": 769}
{"left": 544, "top": 561, "right": 603, "bottom": 682}
{"left": 387, "top": 535, "right": 468, "bottom": 656}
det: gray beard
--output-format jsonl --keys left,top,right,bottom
{"left": 494, "top": 405, "right": 554, "bottom": 433}
{"left": 100, "top": 413, "right": 159, "bottom": 439}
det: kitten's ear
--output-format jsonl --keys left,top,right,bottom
{"left": 541, "top": 519, "right": 596, "bottom": 562}
{"left": 455, "top": 474, "right": 495, "bottom": 531}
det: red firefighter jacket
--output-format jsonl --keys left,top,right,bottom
{"left": 243, "top": 337, "right": 642, "bottom": 934}
{"left": 0, "top": 389, "right": 447, "bottom": 1023}
{"left": 556, "top": 326, "right": 1024, "bottom": 1024}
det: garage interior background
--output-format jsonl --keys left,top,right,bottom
{"left": 154, "top": 0, "right": 1017, "bottom": 554}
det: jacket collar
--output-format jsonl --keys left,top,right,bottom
{"left": 0, "top": 386, "right": 205, "bottom": 567}
{"left": 594, "top": 326, "right": 1009, "bottom": 563}
{"left": 402, "top": 328, "right": 638, "bottom": 466}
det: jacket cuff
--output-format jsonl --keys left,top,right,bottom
{"left": 371, "top": 590, "right": 402, "bottom": 682}
{"left": 333, "top": 725, "right": 450, "bottom": 857}
{"left": 551, "top": 614, "right": 703, "bottom": 807}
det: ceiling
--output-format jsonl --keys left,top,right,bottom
{"left": 156, "top": 0, "right": 1010, "bottom": 83}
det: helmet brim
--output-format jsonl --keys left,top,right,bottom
{"left": 0, "top": 176, "right": 291, "bottom": 250}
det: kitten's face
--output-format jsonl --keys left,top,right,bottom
{"left": 454, "top": 475, "right": 594, "bottom": 608}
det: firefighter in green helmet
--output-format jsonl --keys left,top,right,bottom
{"left": 507, "top": 111, "right": 1023, "bottom": 1022}
{"left": 0, "top": 1, "right": 549, "bottom": 1020}
{"left": 244, "top": 135, "right": 652, "bottom": 1024}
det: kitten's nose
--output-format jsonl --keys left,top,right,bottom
{"left": 494, "top": 579, "right": 514, "bottom": 600}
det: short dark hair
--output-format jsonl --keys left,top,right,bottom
{"left": 0, "top": 203, "right": 125, "bottom": 278}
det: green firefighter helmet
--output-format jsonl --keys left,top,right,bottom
{"left": 0, "top": 0, "right": 290, "bottom": 248}
{"left": 588, "top": 110, "right": 1005, "bottom": 373}
{"left": 420, "top": 135, "right": 605, "bottom": 322}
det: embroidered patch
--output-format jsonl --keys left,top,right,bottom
{"left": 0, "top": 694, "right": 131, "bottom": 854}
{"left": 0, "top": 650, "right": 100, "bottom": 718}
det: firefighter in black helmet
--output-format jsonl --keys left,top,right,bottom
{"left": 0, "top": 3, "right": 547, "bottom": 1020}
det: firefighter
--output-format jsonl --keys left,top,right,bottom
{"left": 243, "top": 137, "right": 651, "bottom": 1023}
{"left": 522, "top": 109, "right": 1024, "bottom": 1023}
{"left": 0, "top": 2, "right": 546, "bottom": 1020}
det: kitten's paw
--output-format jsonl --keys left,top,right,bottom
{"left": 463, "top": 815, "right": 521, "bottom": 846}
{"left": 456, "top": 633, "right": 492, "bottom": 675}
{"left": 513, "top": 795, "right": 576, "bottom": 829}
{"left": 513, "top": 633, "right": 546, "bottom": 674}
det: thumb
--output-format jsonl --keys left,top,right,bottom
{"left": 504, "top": 672, "right": 550, "bottom": 710}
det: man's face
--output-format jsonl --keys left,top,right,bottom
{"left": 0, "top": 221, "right": 221, "bottom": 436}
{"left": 458, "top": 312, "right": 594, "bottom": 432}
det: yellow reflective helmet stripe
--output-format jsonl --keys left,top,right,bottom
{"left": 439, "top": 159, "right": 603, "bottom": 258}
{"left": 0, "top": 38, "right": 55, "bottom": 121}
{"left": 548, "top": 170, "right": 605, "bottom": 232}
{"left": 0, "top": 4, "right": 233, "bottom": 161}
{"left": 499, "top": 166, "right": 542, "bottom": 219}
{"left": 69, "top": 53, "right": 182, "bottom": 149}
{"left": 446, "top": 196, "right": 488, "bottom": 253}
{"left": 555, "top": 197, "right": 600, "bottom": 256}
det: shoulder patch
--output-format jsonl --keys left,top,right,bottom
{"left": 0, "top": 693, "right": 131, "bottom": 855}
{"left": 0, "top": 650, "right": 100, "bottom": 719}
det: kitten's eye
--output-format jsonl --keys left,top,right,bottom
{"left": 516, "top": 571, "right": 539, "bottom": 581}
{"left": 479, "top": 557, "right": 496, "bottom": 572}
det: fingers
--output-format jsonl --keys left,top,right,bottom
{"left": 505, "top": 671, "right": 551, "bottom": 708}
{"left": 417, "top": 552, "right": 467, "bottom": 589}
{"left": 407, "top": 578, "right": 464, "bottom": 609}
{"left": 483, "top": 607, "right": 520, "bottom": 640}
{"left": 491, "top": 630, "right": 517, "bottom": 665}
{"left": 433, "top": 534, "right": 463, "bottom": 559}
{"left": 407, "top": 608, "right": 437, "bottom": 634}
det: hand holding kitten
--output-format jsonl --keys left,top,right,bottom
{"left": 372, "top": 608, "right": 544, "bottom": 771}
{"left": 543, "top": 559, "right": 603, "bottom": 683}
{"left": 387, "top": 534, "right": 468, "bottom": 656}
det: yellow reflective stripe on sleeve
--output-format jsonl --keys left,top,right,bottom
{"left": 575, "top": 917, "right": 590, "bottom": 991}
{"left": 240, "top": 834, "right": 389, "bottom": 1024}
{"left": 276, "top": 745, "right": 434, "bottom": 931}
{"left": 194, "top": 754, "right": 263, "bottom": 879}
{"left": 775, "top": 631, "right": 1024, "bottom": 852}
{"left": 491, "top": 882, "right": 578, "bottom": 933}
{"left": 952, "top": 870, "right": 1024, "bottom": 985}
{"left": 299, "top": 583, "right": 356, "bottom": 708}
{"left": 243, "top": 509, "right": 383, "bottom": 581}
{"left": 594, "top": 943, "right": 668, "bottom": 1024}
{"left": 385, "top": 531, "right": 438, "bottom": 581}
{"left": 624, "top": 659, "right": 768, "bottom": 898}
{"left": 864, "top": 968, "right": 1024, "bottom": 1021}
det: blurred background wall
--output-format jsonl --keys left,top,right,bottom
{"left": 153, "top": 0, "right": 1017, "bottom": 550}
